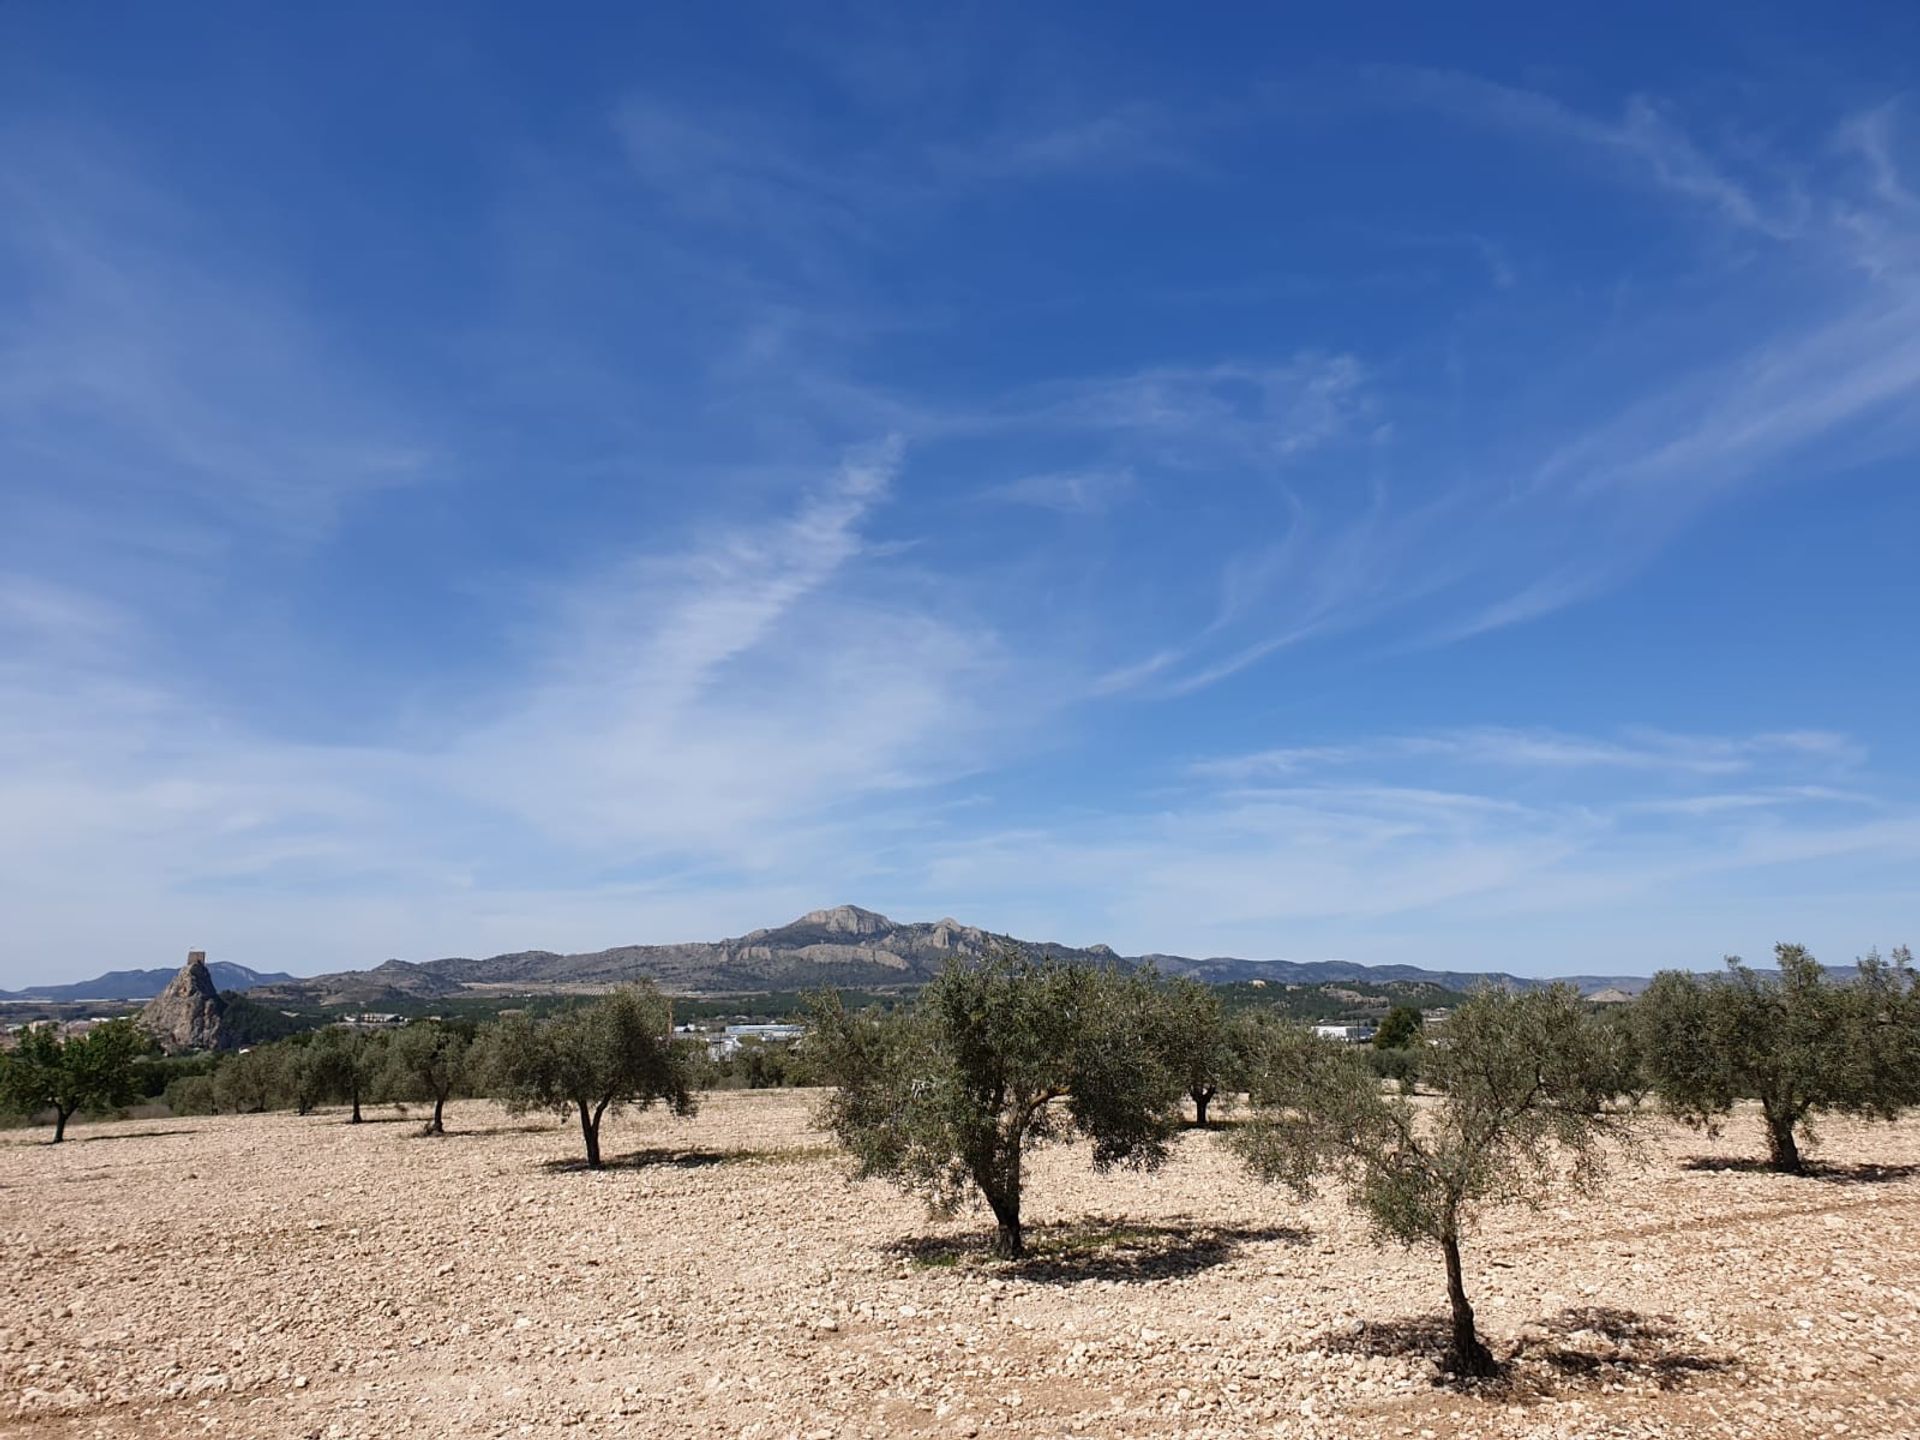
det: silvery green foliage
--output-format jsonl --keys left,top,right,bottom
{"left": 0, "top": 1018, "right": 146, "bottom": 1142}
{"left": 1638, "top": 943, "right": 1920, "bottom": 1173}
{"left": 481, "top": 984, "right": 700, "bottom": 1169}
{"left": 387, "top": 1021, "right": 470, "bottom": 1135}
{"left": 809, "top": 949, "right": 1184, "bottom": 1258}
{"left": 1232, "top": 984, "right": 1637, "bottom": 1376}
{"left": 1156, "top": 976, "right": 1239, "bottom": 1127}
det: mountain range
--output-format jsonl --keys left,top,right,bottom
{"left": 7, "top": 906, "right": 1658, "bottom": 1007}
{"left": 0, "top": 961, "right": 296, "bottom": 1003}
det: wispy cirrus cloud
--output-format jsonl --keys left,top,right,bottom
{"left": 1197, "top": 727, "right": 1866, "bottom": 782}
{"left": 7, "top": 28, "right": 1920, "bottom": 989}
{"left": 1090, "top": 84, "right": 1920, "bottom": 692}
{"left": 1356, "top": 68, "right": 1802, "bottom": 238}
{"left": 450, "top": 438, "right": 1014, "bottom": 853}
{"left": 0, "top": 130, "right": 432, "bottom": 551}
{"left": 0, "top": 441, "right": 1022, "bottom": 971}
{"left": 1016, "top": 356, "right": 1374, "bottom": 467}
{"left": 981, "top": 467, "right": 1136, "bottom": 514}
{"left": 918, "top": 723, "right": 1917, "bottom": 967}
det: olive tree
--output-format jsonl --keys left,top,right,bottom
{"left": 264, "top": 1038, "right": 329, "bottom": 1115}
{"left": 387, "top": 1022, "right": 469, "bottom": 1135}
{"left": 311, "top": 1026, "right": 388, "bottom": 1123}
{"left": 1233, "top": 984, "right": 1635, "bottom": 1377}
{"left": 480, "top": 985, "right": 699, "bottom": 1169}
{"left": 212, "top": 1046, "right": 277, "bottom": 1114}
{"left": 1156, "top": 977, "right": 1238, "bottom": 1127}
{"left": 809, "top": 950, "right": 1184, "bottom": 1259}
{"left": 0, "top": 1019, "right": 146, "bottom": 1142}
{"left": 1637, "top": 944, "right": 1920, "bottom": 1174}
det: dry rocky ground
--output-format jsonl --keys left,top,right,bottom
{"left": 3, "top": 1091, "right": 1917, "bottom": 1440}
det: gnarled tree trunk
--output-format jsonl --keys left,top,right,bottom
{"left": 979, "top": 1133, "right": 1025, "bottom": 1258}
{"left": 985, "top": 1187, "right": 1023, "bottom": 1258}
{"left": 1764, "top": 1105, "right": 1804, "bottom": 1175}
{"left": 1441, "top": 1232, "right": 1497, "bottom": 1377}
{"left": 1192, "top": 1087, "right": 1215, "bottom": 1128}
{"left": 52, "top": 1105, "right": 71, "bottom": 1143}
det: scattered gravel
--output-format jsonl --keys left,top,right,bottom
{"left": 3, "top": 1093, "right": 1916, "bottom": 1438}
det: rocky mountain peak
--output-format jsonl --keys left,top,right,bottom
{"left": 138, "top": 949, "right": 231, "bottom": 1054}
{"left": 794, "top": 905, "right": 894, "bottom": 936}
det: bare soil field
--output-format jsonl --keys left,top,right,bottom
{"left": 3, "top": 1092, "right": 1917, "bottom": 1439}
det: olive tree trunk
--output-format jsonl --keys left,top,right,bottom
{"left": 577, "top": 1099, "right": 612, "bottom": 1169}
{"left": 1192, "top": 1087, "right": 1214, "bottom": 1128}
{"left": 979, "top": 1136, "right": 1025, "bottom": 1258}
{"left": 1764, "top": 1105, "right": 1804, "bottom": 1175}
{"left": 52, "top": 1106, "right": 71, "bottom": 1143}
{"left": 985, "top": 1188, "right": 1023, "bottom": 1258}
{"left": 1441, "top": 1232, "right": 1497, "bottom": 1377}
{"left": 424, "top": 1094, "right": 446, "bottom": 1136}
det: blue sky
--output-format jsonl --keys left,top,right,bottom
{"left": 4, "top": 5, "right": 1919, "bottom": 983}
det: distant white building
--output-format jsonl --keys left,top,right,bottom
{"left": 709, "top": 1023, "right": 806, "bottom": 1058}
{"left": 1313, "top": 1023, "right": 1377, "bottom": 1044}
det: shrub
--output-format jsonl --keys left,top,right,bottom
{"left": 1373, "top": 1004, "right": 1424, "bottom": 1051}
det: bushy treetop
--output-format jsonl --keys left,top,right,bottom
{"left": 809, "top": 949, "right": 1184, "bottom": 1257}
{"left": 1638, "top": 943, "right": 1920, "bottom": 1172}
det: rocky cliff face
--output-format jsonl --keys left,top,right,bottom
{"left": 138, "top": 951, "right": 230, "bottom": 1054}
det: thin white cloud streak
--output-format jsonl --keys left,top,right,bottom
{"left": 447, "top": 438, "right": 1015, "bottom": 853}
{"left": 981, "top": 467, "right": 1136, "bottom": 514}
{"left": 1010, "top": 357, "right": 1372, "bottom": 468}
{"left": 0, "top": 446, "right": 1024, "bottom": 980}
{"left": 1103, "top": 89, "right": 1920, "bottom": 693}
{"left": 1197, "top": 728, "right": 1865, "bottom": 781}
{"left": 612, "top": 90, "right": 1195, "bottom": 250}
{"left": 602, "top": 77, "right": 1914, "bottom": 705}
{"left": 1357, "top": 68, "right": 1800, "bottom": 238}
{"left": 915, "top": 726, "right": 1919, "bottom": 967}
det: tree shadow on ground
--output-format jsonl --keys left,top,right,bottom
{"left": 1682, "top": 1156, "right": 1920, "bottom": 1184}
{"left": 75, "top": 1128, "right": 195, "bottom": 1142}
{"left": 883, "top": 1218, "right": 1309, "bottom": 1285}
{"left": 539, "top": 1144, "right": 834, "bottom": 1174}
{"left": 1322, "top": 1305, "right": 1737, "bottom": 1397}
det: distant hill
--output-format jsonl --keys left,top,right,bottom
{"left": 228, "top": 904, "right": 1662, "bottom": 1005}
{"left": 0, "top": 962, "right": 295, "bottom": 1003}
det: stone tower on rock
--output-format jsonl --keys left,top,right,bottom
{"left": 138, "top": 950, "right": 230, "bottom": 1054}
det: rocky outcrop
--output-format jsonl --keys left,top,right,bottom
{"left": 138, "top": 951, "right": 230, "bottom": 1054}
